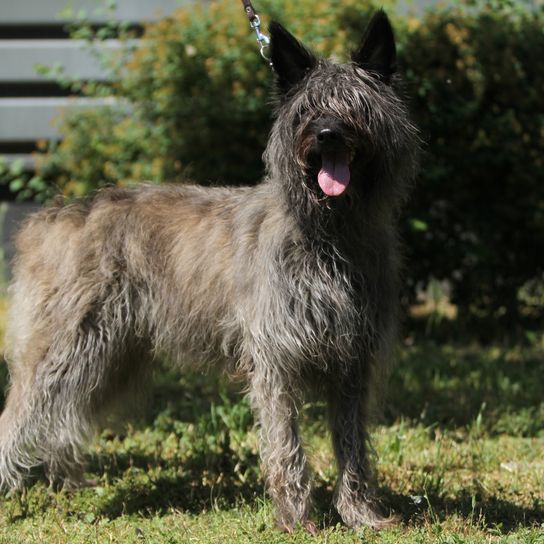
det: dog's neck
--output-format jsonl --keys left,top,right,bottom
{"left": 261, "top": 174, "right": 376, "bottom": 261}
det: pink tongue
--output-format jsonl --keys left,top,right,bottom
{"left": 318, "top": 152, "right": 350, "bottom": 197}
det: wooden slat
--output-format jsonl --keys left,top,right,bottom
{"left": 0, "top": 97, "right": 122, "bottom": 142}
{"left": 1, "top": 154, "right": 36, "bottom": 171}
{"left": 0, "top": 40, "right": 122, "bottom": 82}
{"left": 3, "top": 0, "right": 189, "bottom": 24}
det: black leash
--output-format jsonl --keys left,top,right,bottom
{"left": 240, "top": 0, "right": 272, "bottom": 65}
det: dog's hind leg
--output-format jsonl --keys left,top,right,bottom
{"left": 0, "top": 335, "right": 98, "bottom": 488}
{"left": 249, "top": 365, "right": 313, "bottom": 533}
{"left": 327, "top": 368, "right": 396, "bottom": 530}
{"left": 37, "top": 316, "right": 141, "bottom": 489}
{"left": 0, "top": 368, "right": 43, "bottom": 489}
{"left": 0, "top": 308, "right": 138, "bottom": 490}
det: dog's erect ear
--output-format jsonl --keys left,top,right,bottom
{"left": 269, "top": 21, "right": 316, "bottom": 94}
{"left": 352, "top": 10, "right": 396, "bottom": 83}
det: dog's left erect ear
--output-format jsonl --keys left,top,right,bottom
{"left": 269, "top": 21, "right": 316, "bottom": 94}
{"left": 352, "top": 10, "right": 396, "bottom": 83}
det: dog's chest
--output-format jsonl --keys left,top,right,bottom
{"left": 245, "top": 249, "right": 375, "bottom": 368}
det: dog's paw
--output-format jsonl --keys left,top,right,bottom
{"left": 276, "top": 519, "right": 318, "bottom": 535}
{"left": 338, "top": 501, "right": 399, "bottom": 530}
{"left": 301, "top": 520, "right": 318, "bottom": 535}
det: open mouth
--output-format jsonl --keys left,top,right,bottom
{"left": 317, "top": 150, "right": 351, "bottom": 197}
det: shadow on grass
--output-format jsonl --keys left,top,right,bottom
{"left": 386, "top": 341, "right": 544, "bottom": 435}
{"left": 94, "top": 464, "right": 263, "bottom": 519}
{"left": 383, "top": 488, "right": 544, "bottom": 533}
{"left": 88, "top": 450, "right": 543, "bottom": 535}
{"left": 312, "top": 482, "right": 544, "bottom": 533}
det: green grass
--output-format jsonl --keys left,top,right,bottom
{"left": 0, "top": 340, "right": 543, "bottom": 543}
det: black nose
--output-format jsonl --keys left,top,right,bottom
{"left": 317, "top": 128, "right": 339, "bottom": 144}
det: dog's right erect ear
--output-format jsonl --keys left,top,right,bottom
{"left": 269, "top": 21, "right": 316, "bottom": 94}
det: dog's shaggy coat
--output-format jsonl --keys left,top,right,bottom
{"left": 0, "top": 11, "right": 418, "bottom": 531}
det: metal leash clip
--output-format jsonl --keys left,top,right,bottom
{"left": 241, "top": 0, "right": 272, "bottom": 65}
{"left": 249, "top": 15, "right": 271, "bottom": 62}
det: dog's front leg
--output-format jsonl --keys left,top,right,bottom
{"left": 249, "top": 368, "right": 312, "bottom": 533}
{"left": 328, "top": 373, "right": 396, "bottom": 530}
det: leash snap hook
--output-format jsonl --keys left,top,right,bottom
{"left": 241, "top": 1, "right": 272, "bottom": 66}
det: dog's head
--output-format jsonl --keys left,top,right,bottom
{"left": 264, "top": 11, "right": 418, "bottom": 207}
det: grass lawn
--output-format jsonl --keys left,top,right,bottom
{"left": 0, "top": 322, "right": 542, "bottom": 542}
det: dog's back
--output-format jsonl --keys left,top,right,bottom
{"left": 8, "top": 184, "right": 265, "bottom": 370}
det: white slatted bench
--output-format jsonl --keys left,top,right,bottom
{"left": 0, "top": 0, "right": 188, "bottom": 170}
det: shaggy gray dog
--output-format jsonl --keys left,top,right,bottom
{"left": 0, "top": 11, "right": 418, "bottom": 532}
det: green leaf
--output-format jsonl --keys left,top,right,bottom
{"left": 17, "top": 188, "right": 33, "bottom": 201}
{"left": 410, "top": 218, "right": 428, "bottom": 232}
{"left": 8, "top": 159, "right": 24, "bottom": 177}
{"left": 28, "top": 176, "right": 46, "bottom": 192}
{"left": 9, "top": 178, "right": 24, "bottom": 192}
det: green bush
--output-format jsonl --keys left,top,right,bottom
{"left": 6, "top": 0, "right": 543, "bottom": 320}
{"left": 403, "top": 1, "right": 544, "bottom": 319}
